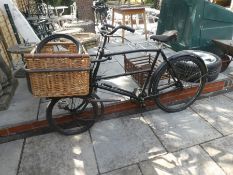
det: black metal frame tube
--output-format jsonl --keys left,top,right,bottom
{"left": 90, "top": 34, "right": 168, "bottom": 101}
{"left": 95, "top": 84, "right": 137, "bottom": 99}
{"left": 96, "top": 69, "right": 151, "bottom": 80}
{"left": 103, "top": 49, "right": 160, "bottom": 57}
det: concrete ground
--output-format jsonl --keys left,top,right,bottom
{"left": 1, "top": 92, "right": 233, "bottom": 175}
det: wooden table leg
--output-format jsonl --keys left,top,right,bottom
{"left": 130, "top": 14, "right": 133, "bottom": 28}
{"left": 112, "top": 8, "right": 115, "bottom": 25}
{"left": 122, "top": 13, "right": 125, "bottom": 43}
{"left": 143, "top": 12, "right": 147, "bottom": 40}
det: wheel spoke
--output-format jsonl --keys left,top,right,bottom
{"left": 149, "top": 55, "right": 206, "bottom": 112}
{"left": 46, "top": 96, "right": 98, "bottom": 135}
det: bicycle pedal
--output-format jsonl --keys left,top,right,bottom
{"left": 140, "top": 102, "right": 146, "bottom": 108}
{"left": 130, "top": 97, "right": 145, "bottom": 107}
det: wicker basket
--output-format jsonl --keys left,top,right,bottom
{"left": 124, "top": 54, "right": 161, "bottom": 87}
{"left": 24, "top": 42, "right": 91, "bottom": 98}
{"left": 39, "top": 42, "right": 78, "bottom": 54}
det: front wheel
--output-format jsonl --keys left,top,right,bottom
{"left": 46, "top": 96, "right": 98, "bottom": 135}
{"left": 149, "top": 55, "right": 207, "bottom": 112}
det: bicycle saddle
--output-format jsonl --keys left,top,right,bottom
{"left": 150, "top": 30, "right": 178, "bottom": 42}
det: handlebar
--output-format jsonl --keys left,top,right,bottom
{"left": 102, "top": 23, "right": 115, "bottom": 30}
{"left": 101, "top": 24, "right": 135, "bottom": 36}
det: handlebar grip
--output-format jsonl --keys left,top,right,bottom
{"left": 108, "top": 25, "right": 135, "bottom": 35}
{"left": 120, "top": 25, "right": 135, "bottom": 33}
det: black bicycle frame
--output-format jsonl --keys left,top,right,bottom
{"left": 90, "top": 35, "right": 171, "bottom": 101}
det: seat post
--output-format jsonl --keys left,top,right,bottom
{"left": 157, "top": 41, "right": 163, "bottom": 49}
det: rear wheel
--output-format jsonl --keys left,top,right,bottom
{"left": 149, "top": 55, "right": 207, "bottom": 112}
{"left": 46, "top": 96, "right": 98, "bottom": 135}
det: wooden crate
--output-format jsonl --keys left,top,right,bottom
{"left": 124, "top": 54, "right": 161, "bottom": 87}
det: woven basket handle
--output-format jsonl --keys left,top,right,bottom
{"left": 35, "top": 34, "right": 83, "bottom": 54}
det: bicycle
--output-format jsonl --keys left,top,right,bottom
{"left": 34, "top": 24, "right": 207, "bottom": 135}
{"left": 92, "top": 0, "right": 109, "bottom": 25}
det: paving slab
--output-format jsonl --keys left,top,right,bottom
{"left": 142, "top": 109, "right": 222, "bottom": 152}
{"left": 102, "top": 164, "right": 142, "bottom": 175}
{"left": 91, "top": 114, "right": 166, "bottom": 173}
{"left": 0, "top": 139, "right": 23, "bottom": 175}
{"left": 96, "top": 58, "right": 139, "bottom": 91}
{"left": 215, "top": 72, "right": 229, "bottom": 81}
{"left": 18, "top": 132, "right": 98, "bottom": 175}
{"left": 105, "top": 43, "right": 132, "bottom": 53}
{"left": 201, "top": 134, "right": 233, "bottom": 175}
{"left": 96, "top": 90, "right": 128, "bottom": 104}
{"left": 222, "top": 62, "right": 233, "bottom": 78}
{"left": 191, "top": 95, "right": 233, "bottom": 135}
{"left": 0, "top": 79, "right": 39, "bottom": 128}
{"left": 139, "top": 145, "right": 226, "bottom": 175}
{"left": 224, "top": 91, "right": 233, "bottom": 99}
{"left": 98, "top": 60, "right": 124, "bottom": 77}
{"left": 101, "top": 76, "right": 138, "bottom": 92}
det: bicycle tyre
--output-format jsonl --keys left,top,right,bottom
{"left": 46, "top": 96, "right": 98, "bottom": 135}
{"left": 149, "top": 55, "right": 207, "bottom": 113}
